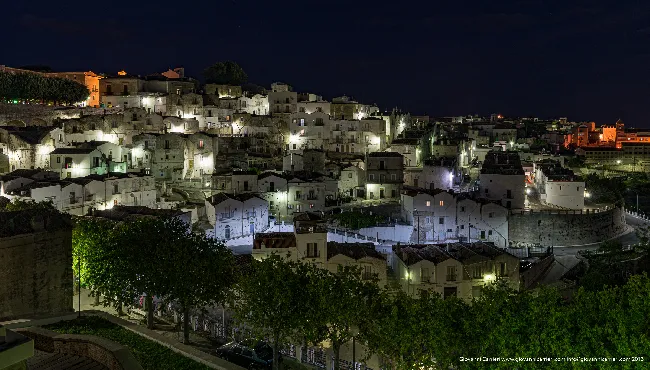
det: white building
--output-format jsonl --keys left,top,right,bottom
{"left": 269, "top": 82, "right": 297, "bottom": 116}
{"left": 205, "top": 193, "right": 269, "bottom": 240}
{"left": 239, "top": 94, "right": 269, "bottom": 116}
{"left": 5, "top": 172, "right": 156, "bottom": 215}
{"left": 533, "top": 160, "right": 585, "bottom": 209}
{"left": 339, "top": 164, "right": 365, "bottom": 198}
{"left": 388, "top": 138, "right": 422, "bottom": 167}
{"left": 401, "top": 189, "right": 509, "bottom": 247}
{"left": 49, "top": 147, "right": 108, "bottom": 179}
{"left": 479, "top": 151, "right": 525, "bottom": 209}
{"left": 286, "top": 175, "right": 326, "bottom": 214}
{"left": 366, "top": 152, "right": 404, "bottom": 200}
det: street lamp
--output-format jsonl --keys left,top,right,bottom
{"left": 351, "top": 326, "right": 360, "bottom": 370}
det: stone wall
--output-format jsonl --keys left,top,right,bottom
{"left": 0, "top": 211, "right": 73, "bottom": 321}
{"left": 0, "top": 103, "right": 123, "bottom": 126}
{"left": 508, "top": 207, "right": 626, "bottom": 247}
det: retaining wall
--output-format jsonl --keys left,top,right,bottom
{"left": 509, "top": 207, "right": 626, "bottom": 247}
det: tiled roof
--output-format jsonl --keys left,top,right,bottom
{"left": 51, "top": 147, "right": 97, "bottom": 155}
{"left": 395, "top": 245, "right": 453, "bottom": 266}
{"left": 326, "top": 242, "right": 385, "bottom": 261}
{"left": 253, "top": 232, "right": 296, "bottom": 249}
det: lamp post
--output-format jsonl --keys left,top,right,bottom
{"left": 351, "top": 326, "right": 360, "bottom": 370}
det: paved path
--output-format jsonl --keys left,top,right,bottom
{"left": 28, "top": 350, "right": 108, "bottom": 370}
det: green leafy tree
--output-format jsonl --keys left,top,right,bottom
{"left": 311, "top": 266, "right": 380, "bottom": 370}
{"left": 203, "top": 61, "right": 248, "bottom": 85}
{"left": 0, "top": 198, "right": 56, "bottom": 211}
{"left": 0, "top": 71, "right": 89, "bottom": 105}
{"left": 165, "top": 220, "right": 236, "bottom": 344}
{"left": 233, "top": 255, "right": 309, "bottom": 370}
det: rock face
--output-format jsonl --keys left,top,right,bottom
{"left": 0, "top": 210, "right": 73, "bottom": 321}
{"left": 508, "top": 207, "right": 626, "bottom": 247}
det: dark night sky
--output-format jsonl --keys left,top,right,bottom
{"left": 3, "top": 1, "right": 650, "bottom": 125}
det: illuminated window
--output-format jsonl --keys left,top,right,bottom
{"left": 199, "top": 140, "right": 204, "bottom": 148}
{"left": 426, "top": 201, "right": 431, "bottom": 207}
{"left": 439, "top": 201, "right": 444, "bottom": 206}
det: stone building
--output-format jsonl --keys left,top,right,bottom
{"left": 479, "top": 151, "right": 525, "bottom": 209}
{"left": 365, "top": 151, "right": 404, "bottom": 200}
{"left": 0, "top": 209, "right": 73, "bottom": 321}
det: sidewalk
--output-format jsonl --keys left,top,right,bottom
{"left": 71, "top": 288, "right": 234, "bottom": 367}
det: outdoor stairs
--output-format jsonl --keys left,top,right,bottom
{"left": 27, "top": 350, "right": 109, "bottom": 370}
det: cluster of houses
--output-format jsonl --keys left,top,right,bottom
{"left": 0, "top": 67, "right": 601, "bottom": 302}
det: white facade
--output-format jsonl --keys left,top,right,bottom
{"left": 339, "top": 165, "right": 365, "bottom": 197}
{"left": 402, "top": 190, "right": 510, "bottom": 248}
{"left": 49, "top": 148, "right": 107, "bottom": 179}
{"left": 479, "top": 173, "right": 526, "bottom": 209}
{"left": 239, "top": 94, "right": 269, "bottom": 115}
{"left": 205, "top": 193, "right": 269, "bottom": 240}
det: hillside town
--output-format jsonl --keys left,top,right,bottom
{"left": 2, "top": 63, "right": 649, "bottom": 370}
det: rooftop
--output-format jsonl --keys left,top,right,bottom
{"left": 480, "top": 151, "right": 525, "bottom": 175}
{"left": 327, "top": 242, "right": 385, "bottom": 260}
{"left": 253, "top": 232, "right": 296, "bottom": 250}
{"left": 91, "top": 206, "right": 188, "bottom": 221}
{"left": 367, "top": 151, "right": 404, "bottom": 158}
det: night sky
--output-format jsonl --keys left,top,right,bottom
{"left": 3, "top": 1, "right": 650, "bottom": 125}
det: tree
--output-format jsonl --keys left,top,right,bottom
{"left": 203, "top": 61, "right": 248, "bottom": 85}
{"left": 233, "top": 255, "right": 309, "bottom": 370}
{"left": 311, "top": 266, "right": 380, "bottom": 370}
{"left": 0, "top": 198, "right": 56, "bottom": 211}
{"left": 0, "top": 71, "right": 89, "bottom": 105}
{"left": 165, "top": 220, "right": 236, "bottom": 344}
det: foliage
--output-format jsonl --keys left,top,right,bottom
{"left": 44, "top": 316, "right": 210, "bottom": 370}
{"left": 331, "top": 211, "right": 385, "bottom": 229}
{"left": 579, "top": 238, "right": 650, "bottom": 292}
{"left": 233, "top": 255, "right": 310, "bottom": 370}
{"left": 0, "top": 198, "right": 56, "bottom": 211}
{"left": 582, "top": 173, "right": 625, "bottom": 204}
{"left": 307, "top": 265, "right": 379, "bottom": 370}
{"left": 565, "top": 155, "right": 585, "bottom": 168}
{"left": 0, "top": 71, "right": 89, "bottom": 104}
{"left": 242, "top": 83, "right": 267, "bottom": 95}
{"left": 164, "top": 219, "right": 236, "bottom": 343}
{"left": 74, "top": 216, "right": 236, "bottom": 337}
{"left": 203, "top": 61, "right": 248, "bottom": 85}
{"left": 364, "top": 289, "right": 467, "bottom": 370}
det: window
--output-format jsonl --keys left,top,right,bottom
{"left": 446, "top": 266, "right": 456, "bottom": 281}
{"left": 362, "top": 265, "right": 373, "bottom": 280}
{"left": 425, "top": 216, "right": 430, "bottom": 224}
{"left": 113, "top": 183, "right": 119, "bottom": 194}
{"left": 488, "top": 212, "right": 494, "bottom": 218}
{"left": 199, "top": 140, "right": 204, "bottom": 148}
{"left": 507, "top": 189, "right": 512, "bottom": 198}
{"left": 439, "top": 217, "right": 444, "bottom": 225}
{"left": 56, "top": 157, "right": 61, "bottom": 164}
{"left": 391, "top": 174, "right": 396, "bottom": 181}
{"left": 348, "top": 172, "right": 352, "bottom": 178}
{"left": 488, "top": 230, "right": 493, "bottom": 235}
{"left": 293, "top": 144, "right": 297, "bottom": 150}
{"left": 472, "top": 266, "right": 483, "bottom": 279}
{"left": 307, "top": 243, "right": 318, "bottom": 258}
{"left": 369, "top": 174, "right": 375, "bottom": 181}
{"left": 472, "top": 286, "right": 482, "bottom": 298}
{"left": 426, "top": 201, "right": 431, "bottom": 207}
{"left": 439, "top": 200, "right": 444, "bottom": 206}
{"left": 379, "top": 160, "right": 385, "bottom": 170}
{"left": 295, "top": 191, "right": 302, "bottom": 201}
{"left": 420, "top": 268, "right": 429, "bottom": 282}
{"left": 300, "top": 118, "right": 305, "bottom": 126}
{"left": 499, "top": 262, "right": 507, "bottom": 276}
{"left": 460, "top": 206, "right": 466, "bottom": 212}
{"left": 576, "top": 186, "right": 580, "bottom": 192}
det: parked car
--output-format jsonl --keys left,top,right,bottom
{"left": 215, "top": 340, "right": 280, "bottom": 369}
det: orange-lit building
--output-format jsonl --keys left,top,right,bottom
{"left": 48, "top": 71, "right": 102, "bottom": 107}
{"left": 563, "top": 119, "right": 641, "bottom": 149}
{"left": 0, "top": 65, "right": 101, "bottom": 107}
